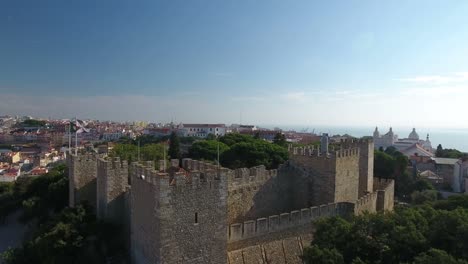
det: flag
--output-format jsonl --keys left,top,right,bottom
{"left": 70, "top": 119, "right": 89, "bottom": 133}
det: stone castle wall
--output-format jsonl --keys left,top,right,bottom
{"left": 288, "top": 147, "right": 361, "bottom": 206}
{"left": 181, "top": 159, "right": 291, "bottom": 225}
{"left": 68, "top": 153, "right": 97, "bottom": 208}
{"left": 130, "top": 162, "right": 159, "bottom": 264}
{"left": 354, "top": 192, "right": 378, "bottom": 214}
{"left": 341, "top": 139, "right": 375, "bottom": 197}
{"left": 334, "top": 148, "right": 360, "bottom": 203}
{"left": 130, "top": 161, "right": 228, "bottom": 264}
{"left": 226, "top": 166, "right": 290, "bottom": 224}
{"left": 374, "top": 178, "right": 395, "bottom": 212}
{"left": 227, "top": 202, "right": 355, "bottom": 251}
{"left": 228, "top": 234, "right": 312, "bottom": 264}
{"left": 96, "top": 157, "right": 129, "bottom": 224}
{"left": 68, "top": 137, "right": 394, "bottom": 264}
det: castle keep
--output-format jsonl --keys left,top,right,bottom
{"left": 68, "top": 138, "right": 394, "bottom": 264}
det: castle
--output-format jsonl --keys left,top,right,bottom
{"left": 68, "top": 137, "right": 394, "bottom": 264}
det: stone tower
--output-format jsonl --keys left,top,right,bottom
{"left": 68, "top": 153, "right": 98, "bottom": 208}
{"left": 288, "top": 145, "right": 361, "bottom": 206}
{"left": 357, "top": 139, "right": 374, "bottom": 197}
{"left": 341, "top": 139, "right": 375, "bottom": 198}
{"left": 96, "top": 157, "right": 129, "bottom": 224}
{"left": 130, "top": 160, "right": 228, "bottom": 264}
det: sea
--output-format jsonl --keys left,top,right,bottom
{"left": 261, "top": 125, "right": 468, "bottom": 153}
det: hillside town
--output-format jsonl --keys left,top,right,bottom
{"left": 1, "top": 115, "right": 467, "bottom": 196}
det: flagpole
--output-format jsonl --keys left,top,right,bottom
{"left": 68, "top": 121, "right": 71, "bottom": 154}
{"left": 217, "top": 139, "right": 220, "bottom": 172}
{"left": 75, "top": 117, "right": 78, "bottom": 155}
{"left": 138, "top": 140, "right": 140, "bottom": 162}
{"left": 163, "top": 142, "right": 166, "bottom": 172}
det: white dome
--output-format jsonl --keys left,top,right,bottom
{"left": 408, "top": 128, "right": 419, "bottom": 140}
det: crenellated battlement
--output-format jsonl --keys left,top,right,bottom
{"left": 227, "top": 166, "right": 278, "bottom": 189}
{"left": 68, "top": 153, "right": 99, "bottom": 208}
{"left": 373, "top": 178, "right": 395, "bottom": 212}
{"left": 130, "top": 160, "right": 227, "bottom": 196}
{"left": 130, "top": 159, "right": 229, "bottom": 264}
{"left": 69, "top": 152, "right": 98, "bottom": 164}
{"left": 181, "top": 158, "right": 219, "bottom": 172}
{"left": 339, "top": 138, "right": 373, "bottom": 145}
{"left": 354, "top": 192, "right": 378, "bottom": 214}
{"left": 288, "top": 146, "right": 360, "bottom": 160}
{"left": 96, "top": 156, "right": 129, "bottom": 223}
{"left": 97, "top": 156, "right": 128, "bottom": 170}
{"left": 373, "top": 177, "right": 395, "bottom": 191}
{"left": 227, "top": 202, "right": 355, "bottom": 243}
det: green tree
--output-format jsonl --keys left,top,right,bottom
{"left": 140, "top": 144, "right": 165, "bottom": 162}
{"left": 414, "top": 249, "right": 468, "bottom": 264}
{"left": 168, "top": 132, "right": 181, "bottom": 159}
{"left": 205, "top": 133, "right": 217, "bottom": 140}
{"left": 301, "top": 197, "right": 468, "bottom": 264}
{"left": 21, "top": 119, "right": 46, "bottom": 127}
{"left": 219, "top": 133, "right": 255, "bottom": 146}
{"left": 273, "top": 132, "right": 287, "bottom": 147}
{"left": 411, "top": 190, "right": 438, "bottom": 204}
{"left": 221, "top": 140, "right": 288, "bottom": 169}
{"left": 110, "top": 143, "right": 138, "bottom": 162}
{"left": 374, "top": 151, "right": 396, "bottom": 178}
{"left": 435, "top": 144, "right": 466, "bottom": 159}
{"left": 253, "top": 132, "right": 260, "bottom": 139}
{"left": 436, "top": 144, "right": 444, "bottom": 157}
{"left": 302, "top": 245, "right": 344, "bottom": 264}
{"left": 189, "top": 140, "right": 229, "bottom": 161}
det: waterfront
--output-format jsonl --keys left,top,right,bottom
{"left": 269, "top": 125, "right": 468, "bottom": 152}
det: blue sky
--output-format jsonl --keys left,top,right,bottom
{"left": 1, "top": 0, "right": 468, "bottom": 127}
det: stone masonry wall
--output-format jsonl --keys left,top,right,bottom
{"left": 340, "top": 139, "right": 375, "bottom": 198}
{"left": 374, "top": 178, "right": 395, "bottom": 212}
{"left": 96, "top": 157, "right": 129, "bottom": 225}
{"left": 228, "top": 234, "right": 313, "bottom": 264}
{"left": 227, "top": 202, "right": 355, "bottom": 251}
{"left": 130, "top": 160, "right": 228, "bottom": 264}
{"left": 358, "top": 140, "right": 374, "bottom": 197}
{"left": 226, "top": 166, "right": 291, "bottom": 224}
{"left": 334, "top": 148, "right": 360, "bottom": 203}
{"left": 354, "top": 192, "right": 378, "bottom": 214}
{"left": 288, "top": 154, "right": 337, "bottom": 206}
{"left": 68, "top": 153, "right": 97, "bottom": 208}
{"left": 130, "top": 162, "right": 160, "bottom": 264}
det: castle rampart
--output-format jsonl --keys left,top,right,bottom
{"left": 374, "top": 178, "right": 395, "bottom": 212}
{"left": 340, "top": 139, "right": 375, "bottom": 198}
{"left": 68, "top": 153, "right": 98, "bottom": 208}
{"left": 288, "top": 146, "right": 360, "bottom": 206}
{"left": 228, "top": 234, "right": 312, "bottom": 264}
{"left": 96, "top": 157, "right": 129, "bottom": 224}
{"left": 354, "top": 192, "right": 378, "bottom": 214}
{"left": 69, "top": 138, "right": 394, "bottom": 264}
{"left": 227, "top": 202, "right": 355, "bottom": 250}
{"left": 130, "top": 161, "right": 228, "bottom": 264}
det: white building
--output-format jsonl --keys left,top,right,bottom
{"left": 179, "top": 124, "right": 226, "bottom": 138}
{"left": 373, "top": 127, "right": 433, "bottom": 153}
{"left": 229, "top": 124, "right": 258, "bottom": 133}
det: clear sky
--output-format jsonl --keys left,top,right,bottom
{"left": 1, "top": 0, "right": 468, "bottom": 127}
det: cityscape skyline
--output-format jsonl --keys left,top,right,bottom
{"left": 2, "top": 1, "right": 468, "bottom": 128}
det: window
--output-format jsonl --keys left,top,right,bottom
{"left": 195, "top": 212, "right": 198, "bottom": 224}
